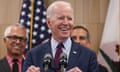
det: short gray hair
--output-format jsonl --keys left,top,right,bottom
{"left": 4, "top": 23, "right": 28, "bottom": 38}
{"left": 46, "top": 1, "right": 73, "bottom": 19}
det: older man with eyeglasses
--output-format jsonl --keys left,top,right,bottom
{"left": 0, "top": 24, "right": 27, "bottom": 72}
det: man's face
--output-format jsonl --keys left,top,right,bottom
{"left": 71, "top": 28, "right": 90, "bottom": 48}
{"left": 4, "top": 26, "right": 27, "bottom": 57}
{"left": 47, "top": 6, "right": 74, "bottom": 41}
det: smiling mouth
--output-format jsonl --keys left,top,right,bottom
{"left": 13, "top": 45, "right": 21, "bottom": 49}
{"left": 59, "top": 27, "right": 70, "bottom": 31}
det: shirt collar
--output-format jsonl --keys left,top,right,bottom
{"left": 6, "top": 54, "right": 23, "bottom": 64}
{"left": 51, "top": 37, "right": 72, "bottom": 50}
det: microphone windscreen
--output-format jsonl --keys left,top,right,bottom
{"left": 43, "top": 53, "right": 52, "bottom": 71}
{"left": 44, "top": 53, "right": 52, "bottom": 60}
{"left": 60, "top": 52, "right": 67, "bottom": 60}
{"left": 59, "top": 52, "right": 67, "bottom": 69}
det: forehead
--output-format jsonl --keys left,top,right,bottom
{"left": 72, "top": 28, "right": 87, "bottom": 35}
{"left": 9, "top": 26, "right": 26, "bottom": 36}
{"left": 53, "top": 5, "right": 73, "bottom": 16}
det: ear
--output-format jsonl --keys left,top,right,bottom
{"left": 3, "top": 37, "right": 7, "bottom": 43}
{"left": 87, "top": 41, "right": 91, "bottom": 48}
{"left": 46, "top": 18, "right": 51, "bottom": 29}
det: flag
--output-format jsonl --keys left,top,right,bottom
{"left": 19, "top": 0, "right": 51, "bottom": 51}
{"left": 98, "top": 0, "right": 119, "bottom": 72}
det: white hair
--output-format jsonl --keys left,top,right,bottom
{"left": 4, "top": 23, "right": 28, "bottom": 38}
{"left": 46, "top": 1, "right": 73, "bottom": 19}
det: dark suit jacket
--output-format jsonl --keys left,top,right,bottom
{"left": 99, "top": 64, "right": 108, "bottom": 72}
{"left": 0, "top": 57, "right": 24, "bottom": 72}
{"left": 23, "top": 41, "right": 98, "bottom": 72}
{"left": 0, "top": 57, "right": 11, "bottom": 72}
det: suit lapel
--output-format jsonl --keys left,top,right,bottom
{"left": 43, "top": 41, "right": 55, "bottom": 69}
{"left": 67, "top": 42, "right": 81, "bottom": 70}
{"left": 1, "top": 57, "right": 11, "bottom": 72}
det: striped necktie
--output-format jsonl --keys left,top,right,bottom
{"left": 54, "top": 43, "right": 64, "bottom": 72}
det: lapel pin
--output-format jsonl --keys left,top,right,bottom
{"left": 73, "top": 51, "right": 77, "bottom": 54}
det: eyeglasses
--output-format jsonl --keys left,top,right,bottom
{"left": 6, "top": 35, "right": 27, "bottom": 42}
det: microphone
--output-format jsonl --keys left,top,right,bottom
{"left": 59, "top": 52, "right": 67, "bottom": 72}
{"left": 43, "top": 53, "right": 52, "bottom": 72}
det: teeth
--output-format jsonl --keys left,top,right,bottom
{"left": 59, "top": 26, "right": 69, "bottom": 31}
{"left": 13, "top": 45, "right": 20, "bottom": 49}
{"left": 14, "top": 46, "right": 19, "bottom": 49}
{"left": 61, "top": 27, "right": 68, "bottom": 31}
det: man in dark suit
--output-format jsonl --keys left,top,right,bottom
{"left": 71, "top": 25, "right": 108, "bottom": 72}
{"left": 23, "top": 1, "right": 98, "bottom": 72}
{"left": 0, "top": 24, "right": 27, "bottom": 72}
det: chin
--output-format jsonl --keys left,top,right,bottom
{"left": 61, "top": 35, "right": 69, "bottom": 39}
{"left": 12, "top": 53, "right": 20, "bottom": 56}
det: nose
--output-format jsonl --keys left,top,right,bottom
{"left": 75, "top": 38, "right": 81, "bottom": 44}
{"left": 15, "top": 39, "right": 21, "bottom": 43}
{"left": 63, "top": 18, "right": 69, "bottom": 25}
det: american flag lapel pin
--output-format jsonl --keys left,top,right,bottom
{"left": 73, "top": 51, "right": 77, "bottom": 54}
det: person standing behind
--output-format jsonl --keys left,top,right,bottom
{"left": 71, "top": 25, "right": 91, "bottom": 48}
{"left": 71, "top": 25, "right": 108, "bottom": 72}
{"left": 0, "top": 24, "right": 27, "bottom": 72}
{"left": 23, "top": 1, "right": 98, "bottom": 72}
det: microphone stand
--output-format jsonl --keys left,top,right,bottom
{"left": 44, "top": 64, "right": 49, "bottom": 72}
{"left": 60, "top": 59, "right": 67, "bottom": 72}
{"left": 43, "top": 53, "right": 52, "bottom": 72}
{"left": 60, "top": 64, "right": 66, "bottom": 72}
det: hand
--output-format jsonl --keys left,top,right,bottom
{"left": 67, "top": 67, "right": 82, "bottom": 72}
{"left": 26, "top": 65, "right": 40, "bottom": 72}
